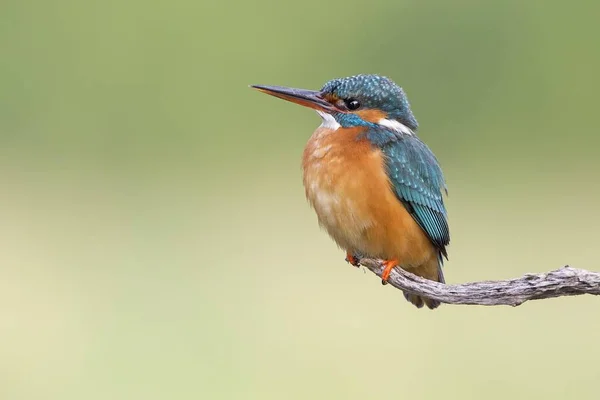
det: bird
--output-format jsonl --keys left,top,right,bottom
{"left": 251, "top": 74, "right": 449, "bottom": 309}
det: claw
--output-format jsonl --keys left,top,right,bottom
{"left": 381, "top": 259, "right": 398, "bottom": 285}
{"left": 345, "top": 252, "right": 360, "bottom": 267}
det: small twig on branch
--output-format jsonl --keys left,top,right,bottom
{"left": 358, "top": 258, "right": 600, "bottom": 306}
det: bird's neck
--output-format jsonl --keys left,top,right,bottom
{"left": 315, "top": 111, "right": 414, "bottom": 137}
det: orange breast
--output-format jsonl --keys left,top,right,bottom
{"left": 302, "top": 126, "right": 435, "bottom": 268}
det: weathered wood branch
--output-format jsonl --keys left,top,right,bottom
{"left": 358, "top": 258, "right": 600, "bottom": 306}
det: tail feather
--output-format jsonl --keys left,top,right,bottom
{"left": 403, "top": 292, "right": 426, "bottom": 308}
{"left": 403, "top": 253, "right": 445, "bottom": 310}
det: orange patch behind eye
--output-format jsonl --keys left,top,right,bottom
{"left": 323, "top": 93, "right": 339, "bottom": 103}
{"left": 355, "top": 109, "right": 388, "bottom": 123}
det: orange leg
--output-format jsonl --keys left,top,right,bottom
{"left": 345, "top": 251, "right": 360, "bottom": 267}
{"left": 381, "top": 259, "right": 398, "bottom": 285}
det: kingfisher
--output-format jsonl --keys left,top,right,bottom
{"left": 251, "top": 75, "right": 449, "bottom": 309}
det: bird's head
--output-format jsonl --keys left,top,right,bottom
{"left": 251, "top": 74, "right": 418, "bottom": 133}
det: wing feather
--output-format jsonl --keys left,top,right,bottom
{"left": 381, "top": 135, "right": 450, "bottom": 257}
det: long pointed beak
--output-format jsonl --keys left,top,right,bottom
{"left": 250, "top": 84, "right": 334, "bottom": 112}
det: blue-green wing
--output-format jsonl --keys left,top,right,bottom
{"left": 382, "top": 136, "right": 449, "bottom": 257}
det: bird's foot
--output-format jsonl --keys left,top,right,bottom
{"left": 345, "top": 252, "right": 360, "bottom": 267}
{"left": 381, "top": 259, "right": 398, "bottom": 285}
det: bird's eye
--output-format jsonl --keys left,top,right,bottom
{"left": 345, "top": 99, "right": 361, "bottom": 110}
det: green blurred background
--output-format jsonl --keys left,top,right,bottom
{"left": 2, "top": 0, "right": 600, "bottom": 399}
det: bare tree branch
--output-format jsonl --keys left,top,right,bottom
{"left": 357, "top": 258, "right": 600, "bottom": 306}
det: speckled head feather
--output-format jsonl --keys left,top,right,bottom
{"left": 321, "top": 74, "right": 419, "bottom": 130}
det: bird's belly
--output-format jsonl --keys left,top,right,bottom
{"left": 304, "top": 167, "right": 373, "bottom": 252}
{"left": 302, "top": 128, "right": 434, "bottom": 265}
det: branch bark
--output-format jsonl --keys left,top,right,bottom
{"left": 358, "top": 258, "right": 600, "bottom": 306}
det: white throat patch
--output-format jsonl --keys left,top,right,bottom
{"left": 316, "top": 110, "right": 341, "bottom": 130}
{"left": 377, "top": 118, "right": 413, "bottom": 135}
